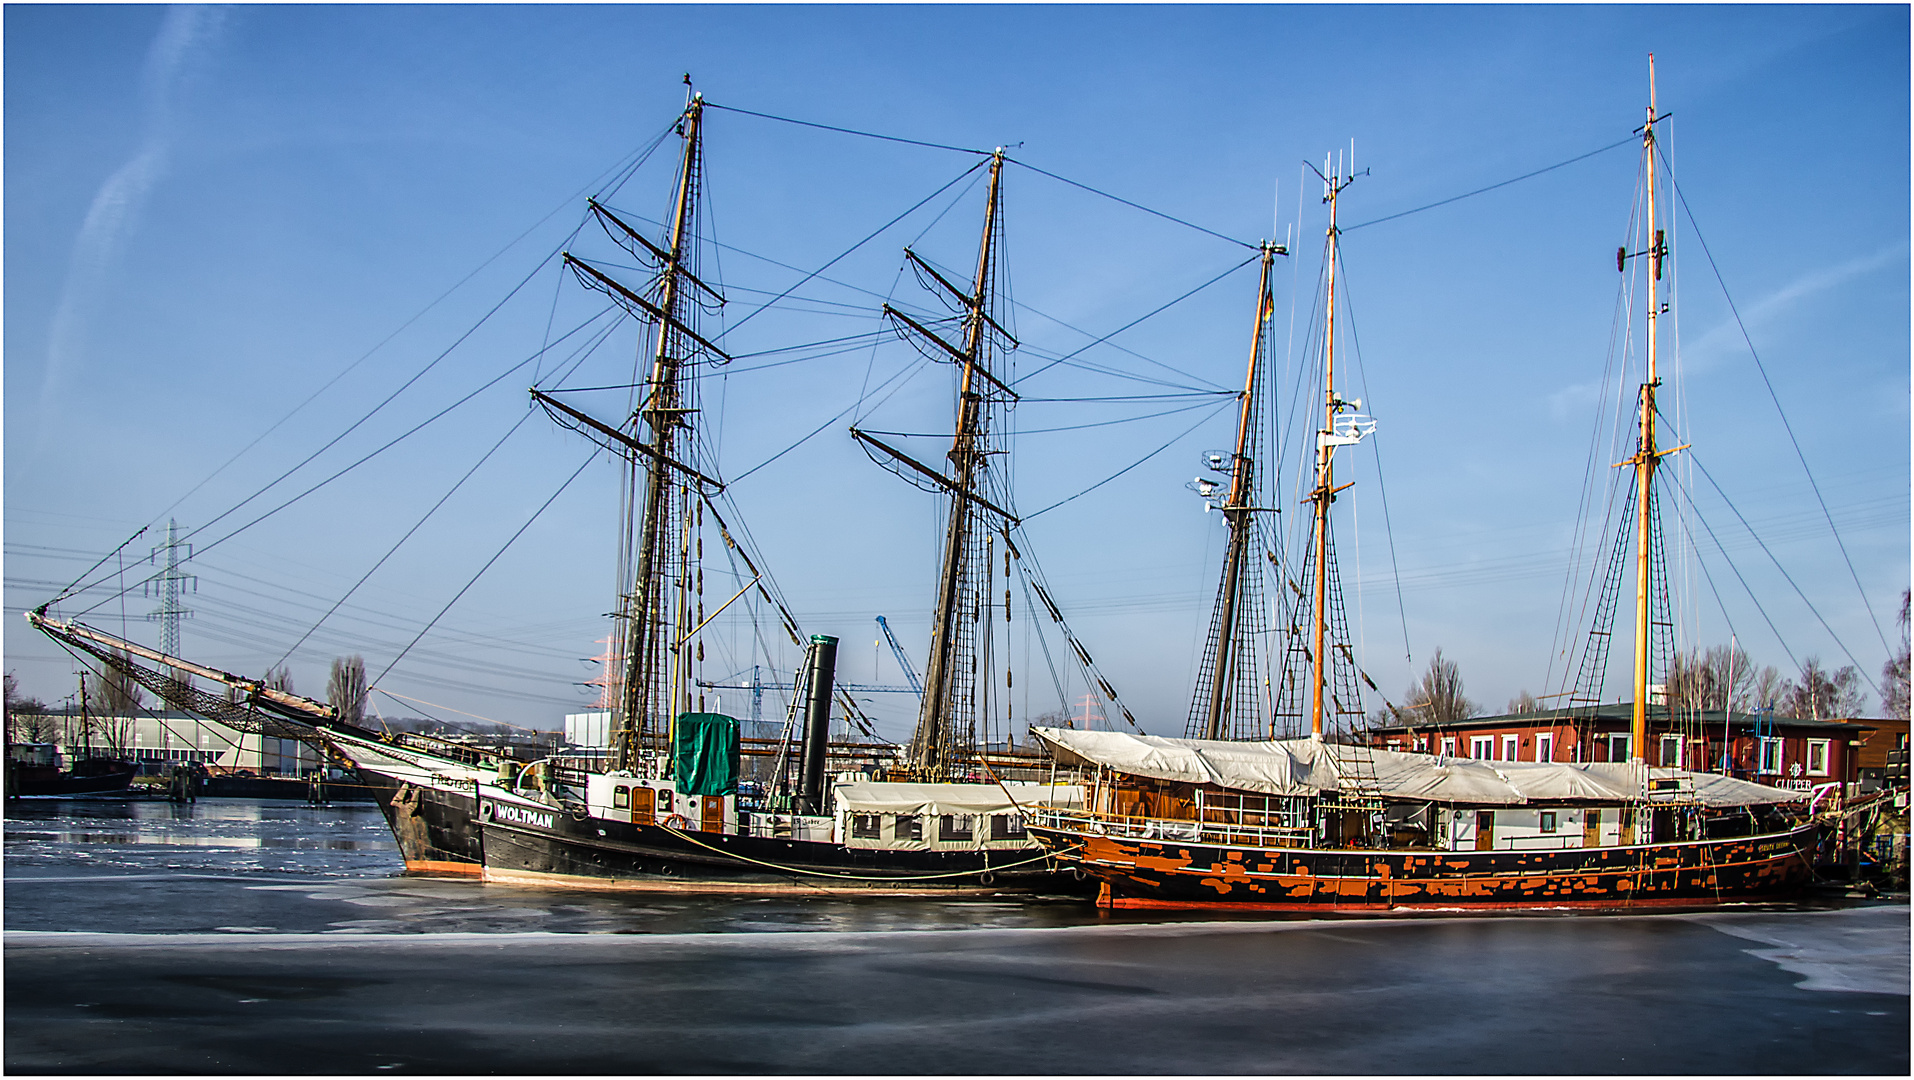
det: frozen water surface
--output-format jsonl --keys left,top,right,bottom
{"left": 6, "top": 796, "right": 1907, "bottom": 1073}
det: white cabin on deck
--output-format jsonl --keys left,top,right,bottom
{"left": 833, "top": 782, "right": 1084, "bottom": 851}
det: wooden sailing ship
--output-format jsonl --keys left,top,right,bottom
{"left": 32, "top": 89, "right": 1105, "bottom": 895}
{"left": 1020, "top": 67, "right": 1821, "bottom": 912}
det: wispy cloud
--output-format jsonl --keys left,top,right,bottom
{"left": 36, "top": 6, "right": 227, "bottom": 434}
{"left": 1546, "top": 379, "right": 1604, "bottom": 421}
{"left": 1679, "top": 242, "right": 1908, "bottom": 372}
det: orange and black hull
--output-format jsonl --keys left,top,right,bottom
{"left": 1026, "top": 822, "right": 1819, "bottom": 913}
{"left": 359, "top": 769, "right": 484, "bottom": 878}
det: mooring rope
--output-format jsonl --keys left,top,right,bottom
{"left": 656, "top": 823, "right": 1081, "bottom": 882}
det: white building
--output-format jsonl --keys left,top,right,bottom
{"left": 18, "top": 709, "right": 321, "bottom": 775}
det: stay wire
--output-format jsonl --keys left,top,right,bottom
{"left": 1663, "top": 476, "right": 1753, "bottom": 666}
{"left": 373, "top": 449, "right": 599, "bottom": 688}
{"left": 1345, "top": 135, "right": 1636, "bottom": 231}
{"left": 730, "top": 356, "right": 933, "bottom": 485}
{"left": 111, "top": 125, "right": 674, "bottom": 563}
{"left": 705, "top": 100, "right": 1253, "bottom": 253}
{"left": 1007, "top": 158, "right": 1255, "bottom": 250}
{"left": 1686, "top": 447, "right": 1881, "bottom": 697}
{"left": 1025, "top": 400, "right": 1235, "bottom": 519}
{"left": 1011, "top": 255, "right": 1259, "bottom": 389}
{"left": 597, "top": 204, "right": 1220, "bottom": 397}
{"left": 1659, "top": 150, "right": 1891, "bottom": 657}
{"left": 1663, "top": 468, "right": 1800, "bottom": 674}
{"left": 704, "top": 101, "right": 993, "bottom": 157}
{"left": 69, "top": 308, "right": 617, "bottom": 617}
{"left": 1332, "top": 246, "right": 1413, "bottom": 667}
{"left": 179, "top": 244, "right": 574, "bottom": 555}
{"left": 712, "top": 159, "right": 989, "bottom": 342}
{"left": 48, "top": 526, "right": 150, "bottom": 607}
{"left": 270, "top": 408, "right": 541, "bottom": 670}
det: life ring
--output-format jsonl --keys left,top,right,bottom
{"left": 978, "top": 871, "right": 996, "bottom": 887}
{"left": 663, "top": 814, "right": 691, "bottom": 831}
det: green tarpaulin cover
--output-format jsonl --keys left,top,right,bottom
{"left": 672, "top": 713, "right": 739, "bottom": 796}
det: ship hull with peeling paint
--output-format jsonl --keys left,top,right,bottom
{"left": 1025, "top": 814, "right": 1818, "bottom": 912}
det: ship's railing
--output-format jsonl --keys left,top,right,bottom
{"left": 1024, "top": 804, "right": 1316, "bottom": 849}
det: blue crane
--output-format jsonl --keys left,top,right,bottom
{"left": 875, "top": 615, "right": 924, "bottom": 701}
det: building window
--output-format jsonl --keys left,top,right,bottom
{"left": 1536, "top": 733, "right": 1555, "bottom": 763}
{"left": 1659, "top": 734, "right": 1683, "bottom": 768}
{"left": 1387, "top": 739, "right": 1401, "bottom": 752}
{"left": 893, "top": 815, "right": 922, "bottom": 842}
{"left": 1608, "top": 734, "right": 1631, "bottom": 763}
{"left": 1441, "top": 737, "right": 1457, "bottom": 758}
{"left": 1758, "top": 738, "right": 1783, "bottom": 775}
{"left": 851, "top": 814, "right": 881, "bottom": 839}
{"left": 939, "top": 814, "right": 974, "bottom": 842}
{"left": 1470, "top": 736, "right": 1493, "bottom": 759}
{"left": 1539, "top": 811, "right": 1558, "bottom": 833}
{"left": 1806, "top": 739, "right": 1830, "bottom": 777}
{"left": 1501, "top": 734, "right": 1519, "bottom": 762}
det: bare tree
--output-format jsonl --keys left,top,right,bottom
{"left": 4, "top": 672, "right": 52, "bottom": 744}
{"left": 84, "top": 653, "right": 143, "bottom": 755}
{"left": 1751, "top": 666, "right": 1790, "bottom": 713}
{"left": 1883, "top": 589, "right": 1910, "bottom": 721}
{"left": 1779, "top": 657, "right": 1866, "bottom": 720}
{"left": 265, "top": 665, "right": 294, "bottom": 695}
{"left": 1405, "top": 648, "right": 1478, "bottom": 726}
{"left": 1506, "top": 690, "right": 1539, "bottom": 715}
{"left": 1667, "top": 643, "right": 1755, "bottom": 714}
{"left": 328, "top": 656, "right": 368, "bottom": 726}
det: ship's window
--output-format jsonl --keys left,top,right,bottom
{"left": 991, "top": 813, "right": 1026, "bottom": 840}
{"left": 613, "top": 785, "right": 630, "bottom": 809}
{"left": 1539, "top": 811, "right": 1557, "bottom": 833}
{"left": 940, "top": 814, "right": 974, "bottom": 842}
{"left": 1806, "top": 739, "right": 1830, "bottom": 777}
{"left": 894, "top": 815, "right": 922, "bottom": 841}
{"left": 1758, "top": 738, "right": 1783, "bottom": 775}
{"left": 851, "top": 814, "right": 881, "bottom": 839}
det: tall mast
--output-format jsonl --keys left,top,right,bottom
{"left": 1309, "top": 162, "right": 1351, "bottom": 740}
{"left": 1200, "top": 242, "right": 1279, "bottom": 740}
{"left": 1629, "top": 58, "right": 1664, "bottom": 767}
{"left": 911, "top": 150, "right": 1006, "bottom": 779}
{"left": 614, "top": 92, "right": 704, "bottom": 772}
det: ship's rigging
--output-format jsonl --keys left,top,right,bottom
{"left": 1272, "top": 153, "right": 1377, "bottom": 744}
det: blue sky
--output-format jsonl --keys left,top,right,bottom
{"left": 6, "top": 4, "right": 1907, "bottom": 737}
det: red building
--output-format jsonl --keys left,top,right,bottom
{"left": 1364, "top": 704, "right": 1870, "bottom": 793}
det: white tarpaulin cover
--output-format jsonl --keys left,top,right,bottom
{"left": 1025, "top": 728, "right": 1335, "bottom": 796}
{"left": 1030, "top": 728, "right": 1807, "bottom": 808}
